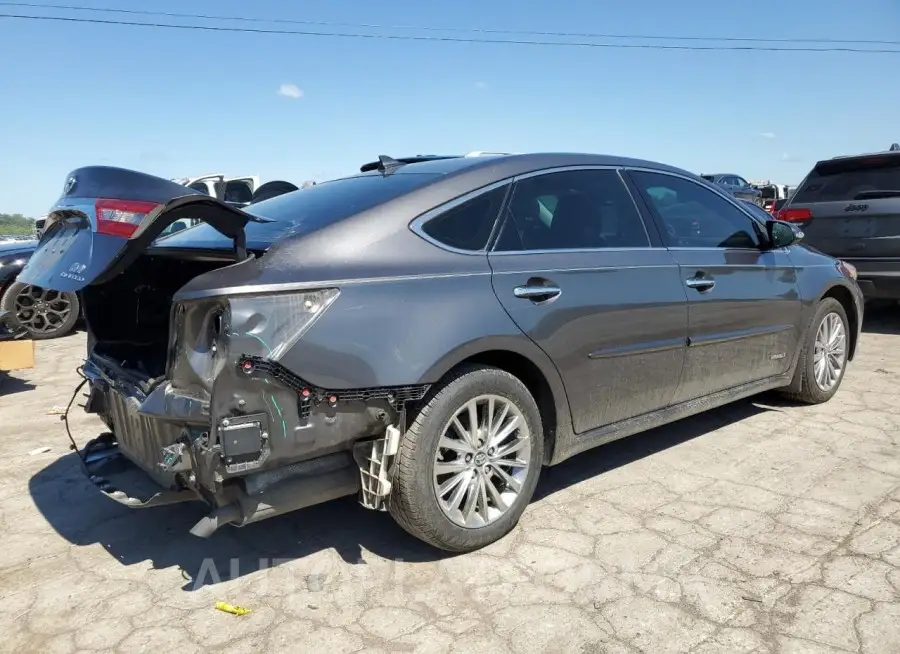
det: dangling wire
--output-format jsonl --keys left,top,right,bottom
{"left": 63, "top": 366, "right": 88, "bottom": 468}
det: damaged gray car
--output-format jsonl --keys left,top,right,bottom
{"left": 22, "top": 154, "right": 863, "bottom": 552}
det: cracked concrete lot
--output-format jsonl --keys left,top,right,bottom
{"left": 1, "top": 308, "right": 899, "bottom": 654}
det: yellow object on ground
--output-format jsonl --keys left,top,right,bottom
{"left": 215, "top": 601, "right": 251, "bottom": 616}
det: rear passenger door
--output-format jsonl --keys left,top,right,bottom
{"left": 488, "top": 168, "right": 688, "bottom": 435}
{"left": 626, "top": 169, "right": 803, "bottom": 403}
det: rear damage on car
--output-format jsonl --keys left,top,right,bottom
{"left": 20, "top": 166, "right": 429, "bottom": 537}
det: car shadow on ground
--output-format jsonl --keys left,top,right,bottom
{"left": 29, "top": 397, "right": 777, "bottom": 591}
{"left": 0, "top": 372, "right": 36, "bottom": 396}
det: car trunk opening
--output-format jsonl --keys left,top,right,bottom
{"left": 82, "top": 251, "right": 236, "bottom": 381}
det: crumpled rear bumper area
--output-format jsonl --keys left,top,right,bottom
{"left": 81, "top": 433, "right": 198, "bottom": 509}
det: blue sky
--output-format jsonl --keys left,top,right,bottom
{"left": 1, "top": 0, "right": 898, "bottom": 216}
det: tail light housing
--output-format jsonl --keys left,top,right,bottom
{"left": 95, "top": 199, "right": 162, "bottom": 237}
{"left": 776, "top": 207, "right": 812, "bottom": 223}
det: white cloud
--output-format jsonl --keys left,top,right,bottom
{"left": 475, "top": 81, "right": 488, "bottom": 90}
{"left": 760, "top": 132, "right": 776, "bottom": 139}
{"left": 277, "top": 83, "right": 303, "bottom": 99}
{"left": 781, "top": 152, "right": 799, "bottom": 162}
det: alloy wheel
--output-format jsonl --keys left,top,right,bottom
{"left": 813, "top": 312, "right": 846, "bottom": 392}
{"left": 14, "top": 284, "right": 73, "bottom": 337}
{"left": 432, "top": 394, "right": 532, "bottom": 529}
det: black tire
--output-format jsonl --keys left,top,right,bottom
{"left": 388, "top": 365, "right": 544, "bottom": 553}
{"left": 780, "top": 297, "right": 849, "bottom": 404}
{"left": 0, "top": 281, "right": 80, "bottom": 340}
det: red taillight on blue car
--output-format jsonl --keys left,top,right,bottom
{"left": 95, "top": 199, "right": 162, "bottom": 238}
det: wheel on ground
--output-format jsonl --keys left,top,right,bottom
{"left": 0, "top": 281, "right": 80, "bottom": 340}
{"left": 388, "top": 365, "right": 544, "bottom": 552}
{"left": 780, "top": 297, "right": 849, "bottom": 404}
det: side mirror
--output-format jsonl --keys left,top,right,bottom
{"left": 766, "top": 219, "right": 803, "bottom": 248}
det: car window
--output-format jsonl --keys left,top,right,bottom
{"left": 187, "top": 182, "right": 210, "bottom": 195}
{"left": 158, "top": 171, "right": 445, "bottom": 249}
{"left": 630, "top": 171, "right": 762, "bottom": 249}
{"left": 758, "top": 185, "right": 777, "bottom": 200}
{"left": 224, "top": 180, "right": 253, "bottom": 204}
{"left": 494, "top": 169, "right": 650, "bottom": 251}
{"left": 742, "top": 201, "right": 772, "bottom": 222}
{"left": 420, "top": 185, "right": 508, "bottom": 251}
{"left": 734, "top": 176, "right": 750, "bottom": 187}
{"left": 792, "top": 157, "right": 900, "bottom": 203}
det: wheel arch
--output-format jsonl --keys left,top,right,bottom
{"left": 818, "top": 283, "right": 859, "bottom": 361}
{"left": 417, "top": 337, "right": 572, "bottom": 465}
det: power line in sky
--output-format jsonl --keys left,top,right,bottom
{"left": 2, "top": 1, "right": 899, "bottom": 47}
{"left": 2, "top": 11, "right": 900, "bottom": 54}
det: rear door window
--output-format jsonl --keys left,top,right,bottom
{"left": 793, "top": 157, "right": 900, "bottom": 203}
{"left": 494, "top": 169, "right": 650, "bottom": 251}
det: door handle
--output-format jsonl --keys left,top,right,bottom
{"left": 685, "top": 275, "right": 715, "bottom": 292}
{"left": 513, "top": 283, "right": 561, "bottom": 303}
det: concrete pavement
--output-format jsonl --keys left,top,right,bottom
{"left": 1, "top": 307, "right": 899, "bottom": 653}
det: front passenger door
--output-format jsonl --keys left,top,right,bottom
{"left": 627, "top": 170, "right": 803, "bottom": 404}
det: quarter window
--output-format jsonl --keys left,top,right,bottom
{"left": 494, "top": 169, "right": 650, "bottom": 251}
{"left": 420, "top": 185, "right": 508, "bottom": 251}
{"left": 630, "top": 171, "right": 762, "bottom": 249}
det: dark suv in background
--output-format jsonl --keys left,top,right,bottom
{"left": 777, "top": 144, "right": 900, "bottom": 302}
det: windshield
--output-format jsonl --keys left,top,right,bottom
{"left": 155, "top": 171, "right": 443, "bottom": 249}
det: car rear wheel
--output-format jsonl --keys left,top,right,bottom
{"left": 780, "top": 297, "right": 849, "bottom": 404}
{"left": 388, "top": 365, "right": 543, "bottom": 552}
{"left": 0, "top": 281, "right": 80, "bottom": 340}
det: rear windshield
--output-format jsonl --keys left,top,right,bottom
{"left": 792, "top": 156, "right": 900, "bottom": 203}
{"left": 156, "top": 171, "right": 442, "bottom": 247}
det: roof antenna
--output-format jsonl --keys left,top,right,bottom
{"left": 375, "top": 155, "right": 404, "bottom": 173}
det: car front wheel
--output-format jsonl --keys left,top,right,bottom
{"left": 780, "top": 297, "right": 850, "bottom": 404}
{"left": 388, "top": 365, "right": 544, "bottom": 553}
